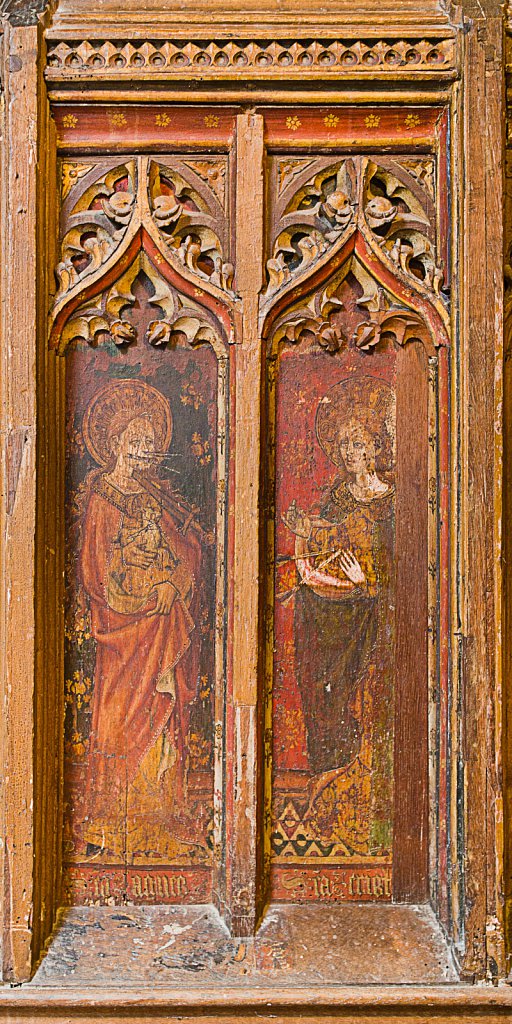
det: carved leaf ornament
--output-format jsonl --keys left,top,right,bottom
{"left": 57, "top": 252, "right": 221, "bottom": 354}
{"left": 54, "top": 161, "right": 137, "bottom": 303}
{"left": 52, "top": 155, "right": 448, "bottom": 356}
{"left": 263, "top": 156, "right": 449, "bottom": 356}
{"left": 149, "top": 161, "right": 235, "bottom": 295}
{"left": 50, "top": 156, "right": 237, "bottom": 352}
{"left": 263, "top": 160, "right": 358, "bottom": 301}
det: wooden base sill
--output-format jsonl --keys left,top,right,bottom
{"left": 0, "top": 983, "right": 512, "bottom": 1023}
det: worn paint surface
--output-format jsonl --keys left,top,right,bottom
{"left": 63, "top": 287, "right": 220, "bottom": 904}
{"left": 32, "top": 903, "right": 457, "bottom": 986}
{"left": 271, "top": 348, "right": 396, "bottom": 899}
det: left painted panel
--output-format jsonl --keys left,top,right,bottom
{"left": 58, "top": 155, "right": 232, "bottom": 906}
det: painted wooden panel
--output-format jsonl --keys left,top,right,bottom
{"left": 271, "top": 348, "right": 396, "bottom": 902}
{"left": 59, "top": 155, "right": 232, "bottom": 905}
{"left": 261, "top": 152, "right": 448, "bottom": 906}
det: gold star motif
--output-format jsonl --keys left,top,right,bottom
{"left": 204, "top": 114, "right": 220, "bottom": 128}
{"left": 108, "top": 111, "right": 127, "bottom": 127}
{"left": 404, "top": 113, "right": 421, "bottom": 129}
{"left": 61, "top": 162, "right": 92, "bottom": 200}
{"left": 286, "top": 115, "right": 302, "bottom": 131}
{"left": 62, "top": 114, "right": 78, "bottom": 129}
{"left": 365, "top": 114, "right": 381, "bottom": 128}
{"left": 324, "top": 113, "right": 339, "bottom": 128}
{"left": 155, "top": 113, "right": 171, "bottom": 127}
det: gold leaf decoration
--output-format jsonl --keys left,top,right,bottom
{"left": 61, "top": 162, "right": 93, "bottom": 200}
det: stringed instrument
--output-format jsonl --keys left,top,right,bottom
{"left": 133, "top": 471, "right": 213, "bottom": 544}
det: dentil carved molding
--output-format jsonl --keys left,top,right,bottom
{"left": 45, "top": 37, "right": 457, "bottom": 80}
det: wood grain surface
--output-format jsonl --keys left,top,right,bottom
{"left": 1, "top": 19, "right": 41, "bottom": 983}
{"left": 394, "top": 341, "right": 429, "bottom": 901}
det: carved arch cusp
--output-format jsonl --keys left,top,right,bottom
{"left": 265, "top": 239, "right": 449, "bottom": 359}
{"left": 261, "top": 155, "right": 449, "bottom": 354}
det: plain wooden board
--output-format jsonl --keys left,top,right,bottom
{"left": 30, "top": 903, "right": 457, "bottom": 987}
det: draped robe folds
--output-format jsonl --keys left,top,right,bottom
{"left": 80, "top": 473, "right": 203, "bottom": 834}
{"left": 293, "top": 481, "right": 395, "bottom": 843}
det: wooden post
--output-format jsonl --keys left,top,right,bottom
{"left": 0, "top": 20, "right": 40, "bottom": 982}
{"left": 227, "top": 113, "right": 265, "bottom": 935}
{"left": 460, "top": 9, "right": 506, "bottom": 980}
{"left": 0, "top": 11, "right": 60, "bottom": 982}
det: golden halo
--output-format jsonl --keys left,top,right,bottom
{"left": 316, "top": 375, "right": 395, "bottom": 473}
{"left": 83, "top": 379, "right": 173, "bottom": 467}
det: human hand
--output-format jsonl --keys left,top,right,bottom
{"left": 122, "top": 539, "right": 154, "bottom": 570}
{"left": 339, "top": 549, "right": 366, "bottom": 586}
{"left": 148, "top": 582, "right": 177, "bottom": 616}
{"left": 283, "top": 500, "right": 311, "bottom": 539}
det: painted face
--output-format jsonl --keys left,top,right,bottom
{"left": 113, "top": 417, "right": 155, "bottom": 473}
{"left": 338, "top": 421, "right": 375, "bottom": 475}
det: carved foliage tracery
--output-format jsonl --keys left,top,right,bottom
{"left": 263, "top": 156, "right": 446, "bottom": 322}
{"left": 55, "top": 161, "right": 137, "bottom": 303}
{"left": 149, "top": 159, "right": 234, "bottom": 295}
{"left": 52, "top": 154, "right": 236, "bottom": 344}
{"left": 264, "top": 160, "right": 357, "bottom": 300}
{"left": 364, "top": 160, "right": 443, "bottom": 295}
{"left": 59, "top": 252, "right": 223, "bottom": 354}
{"left": 268, "top": 255, "right": 438, "bottom": 359}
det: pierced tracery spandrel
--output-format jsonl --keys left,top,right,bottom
{"left": 51, "top": 155, "right": 237, "bottom": 340}
{"left": 148, "top": 160, "right": 235, "bottom": 296}
{"left": 362, "top": 160, "right": 445, "bottom": 297}
{"left": 55, "top": 161, "right": 137, "bottom": 302}
{"left": 263, "top": 155, "right": 446, "bottom": 317}
{"left": 263, "top": 160, "right": 357, "bottom": 302}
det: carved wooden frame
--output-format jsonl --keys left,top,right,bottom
{"left": 0, "top": 0, "right": 510, "bottom": 1019}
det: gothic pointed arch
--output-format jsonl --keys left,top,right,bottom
{"left": 49, "top": 155, "right": 239, "bottom": 352}
{"left": 261, "top": 154, "right": 448, "bottom": 342}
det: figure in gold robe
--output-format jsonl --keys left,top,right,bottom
{"left": 283, "top": 376, "right": 395, "bottom": 855}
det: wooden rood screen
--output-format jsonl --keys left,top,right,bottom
{"left": 0, "top": 1, "right": 509, "bottom": 1013}
{"left": 52, "top": 105, "right": 449, "bottom": 926}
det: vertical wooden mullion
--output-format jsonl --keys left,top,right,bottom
{"left": 226, "top": 113, "right": 265, "bottom": 935}
{"left": 35, "top": 44, "right": 61, "bottom": 961}
{"left": 393, "top": 342, "right": 429, "bottom": 901}
{"left": 484, "top": 16, "right": 506, "bottom": 978}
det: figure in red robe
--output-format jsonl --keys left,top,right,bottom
{"left": 79, "top": 380, "right": 208, "bottom": 860}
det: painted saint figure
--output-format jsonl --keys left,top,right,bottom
{"left": 283, "top": 376, "right": 395, "bottom": 855}
{"left": 79, "top": 379, "right": 207, "bottom": 860}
